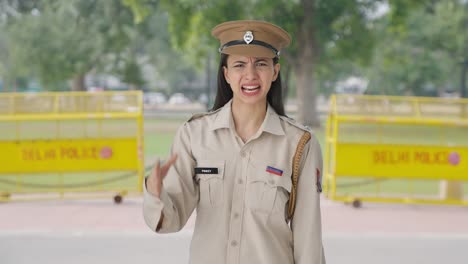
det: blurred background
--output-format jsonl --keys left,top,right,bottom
{"left": 1, "top": 0, "right": 467, "bottom": 124}
{"left": 0, "top": 1, "right": 467, "bottom": 264}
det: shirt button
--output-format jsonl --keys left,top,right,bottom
{"left": 233, "top": 213, "right": 239, "bottom": 219}
{"left": 231, "top": 240, "right": 238, "bottom": 247}
{"left": 240, "top": 151, "right": 246, "bottom": 158}
{"left": 238, "top": 179, "right": 243, "bottom": 184}
{"left": 268, "top": 179, "right": 275, "bottom": 185}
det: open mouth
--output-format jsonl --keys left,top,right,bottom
{"left": 241, "top": 85, "right": 260, "bottom": 95}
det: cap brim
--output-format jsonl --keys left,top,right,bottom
{"left": 222, "top": 45, "right": 277, "bottom": 58}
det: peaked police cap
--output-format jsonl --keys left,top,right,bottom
{"left": 211, "top": 20, "right": 291, "bottom": 58}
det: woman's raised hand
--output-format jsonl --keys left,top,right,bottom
{"left": 146, "top": 154, "right": 178, "bottom": 198}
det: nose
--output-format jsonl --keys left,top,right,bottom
{"left": 243, "top": 62, "right": 258, "bottom": 80}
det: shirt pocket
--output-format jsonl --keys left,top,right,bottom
{"left": 194, "top": 160, "right": 225, "bottom": 209}
{"left": 247, "top": 164, "right": 292, "bottom": 215}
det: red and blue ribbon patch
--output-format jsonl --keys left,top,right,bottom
{"left": 266, "top": 166, "right": 283, "bottom": 176}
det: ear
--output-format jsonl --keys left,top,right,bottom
{"left": 272, "top": 63, "right": 280, "bottom": 82}
{"left": 223, "top": 66, "right": 230, "bottom": 84}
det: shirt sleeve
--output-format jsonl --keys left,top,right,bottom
{"left": 142, "top": 122, "right": 199, "bottom": 233}
{"left": 292, "top": 134, "right": 326, "bottom": 264}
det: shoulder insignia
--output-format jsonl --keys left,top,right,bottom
{"left": 279, "top": 116, "right": 313, "bottom": 132}
{"left": 187, "top": 107, "right": 222, "bottom": 122}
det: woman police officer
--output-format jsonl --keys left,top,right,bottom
{"left": 143, "top": 20, "right": 325, "bottom": 264}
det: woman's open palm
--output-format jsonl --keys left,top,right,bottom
{"left": 147, "top": 154, "right": 178, "bottom": 198}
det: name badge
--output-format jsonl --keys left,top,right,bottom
{"left": 195, "top": 167, "right": 219, "bottom": 174}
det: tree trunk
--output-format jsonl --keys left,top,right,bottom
{"left": 11, "top": 79, "right": 17, "bottom": 92}
{"left": 461, "top": 61, "right": 466, "bottom": 98}
{"left": 71, "top": 74, "right": 86, "bottom": 91}
{"left": 295, "top": 0, "right": 320, "bottom": 127}
{"left": 462, "top": 2, "right": 468, "bottom": 98}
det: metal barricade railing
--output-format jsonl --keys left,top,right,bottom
{"left": 324, "top": 94, "right": 468, "bottom": 207}
{"left": 0, "top": 91, "right": 144, "bottom": 203}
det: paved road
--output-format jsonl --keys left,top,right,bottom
{"left": 1, "top": 231, "right": 467, "bottom": 264}
{"left": 1, "top": 197, "right": 468, "bottom": 264}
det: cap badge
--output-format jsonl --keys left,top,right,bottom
{"left": 243, "top": 31, "right": 254, "bottom": 44}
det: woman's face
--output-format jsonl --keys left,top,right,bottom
{"left": 223, "top": 55, "right": 280, "bottom": 106}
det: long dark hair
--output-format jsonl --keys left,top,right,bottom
{"left": 212, "top": 53, "right": 285, "bottom": 116}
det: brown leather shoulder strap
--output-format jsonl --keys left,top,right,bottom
{"left": 287, "top": 131, "right": 311, "bottom": 220}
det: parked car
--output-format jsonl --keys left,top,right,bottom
{"left": 168, "top": 93, "right": 191, "bottom": 104}
{"left": 144, "top": 92, "right": 167, "bottom": 105}
{"left": 198, "top": 93, "right": 208, "bottom": 105}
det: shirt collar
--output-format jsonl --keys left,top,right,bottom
{"left": 210, "top": 100, "right": 233, "bottom": 131}
{"left": 262, "top": 104, "right": 285, "bottom": 136}
{"left": 210, "top": 99, "right": 285, "bottom": 136}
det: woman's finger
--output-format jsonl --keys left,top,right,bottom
{"left": 154, "top": 158, "right": 161, "bottom": 179}
{"left": 146, "top": 159, "right": 163, "bottom": 197}
{"left": 160, "top": 154, "right": 178, "bottom": 176}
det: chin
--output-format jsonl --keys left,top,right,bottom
{"left": 237, "top": 95, "right": 267, "bottom": 106}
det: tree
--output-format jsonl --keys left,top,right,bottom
{"left": 141, "top": 10, "right": 206, "bottom": 96}
{"left": 121, "top": 0, "right": 441, "bottom": 125}
{"left": 0, "top": 0, "right": 39, "bottom": 91}
{"left": 148, "top": 0, "right": 392, "bottom": 126}
{"left": 3, "top": 0, "right": 155, "bottom": 91}
{"left": 365, "top": 0, "right": 466, "bottom": 97}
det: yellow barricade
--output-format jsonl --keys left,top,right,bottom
{"left": 324, "top": 94, "right": 468, "bottom": 207}
{"left": 0, "top": 91, "right": 144, "bottom": 202}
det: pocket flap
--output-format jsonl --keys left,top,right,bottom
{"left": 266, "top": 172, "right": 292, "bottom": 192}
{"left": 194, "top": 160, "right": 225, "bottom": 181}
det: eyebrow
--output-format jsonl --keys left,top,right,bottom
{"left": 231, "top": 58, "right": 269, "bottom": 64}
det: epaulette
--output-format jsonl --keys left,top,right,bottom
{"left": 279, "top": 116, "right": 313, "bottom": 133}
{"left": 187, "top": 107, "right": 222, "bottom": 122}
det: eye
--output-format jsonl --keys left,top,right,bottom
{"left": 256, "top": 61, "right": 269, "bottom": 67}
{"left": 233, "top": 63, "right": 245, "bottom": 68}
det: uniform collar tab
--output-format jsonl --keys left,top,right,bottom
{"left": 262, "top": 104, "right": 285, "bottom": 136}
{"left": 210, "top": 100, "right": 233, "bottom": 131}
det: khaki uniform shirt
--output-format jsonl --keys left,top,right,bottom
{"left": 143, "top": 100, "right": 325, "bottom": 264}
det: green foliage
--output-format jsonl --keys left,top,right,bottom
{"left": 2, "top": 0, "right": 153, "bottom": 90}
{"left": 121, "top": 0, "right": 156, "bottom": 24}
{"left": 150, "top": 0, "right": 409, "bottom": 126}
{"left": 121, "top": 60, "right": 145, "bottom": 88}
{"left": 159, "top": 0, "right": 249, "bottom": 63}
{"left": 0, "top": 0, "right": 205, "bottom": 93}
{"left": 366, "top": 0, "right": 465, "bottom": 96}
{"left": 140, "top": 10, "right": 204, "bottom": 93}
{"left": 2, "top": 0, "right": 465, "bottom": 98}
{"left": 158, "top": 1, "right": 386, "bottom": 90}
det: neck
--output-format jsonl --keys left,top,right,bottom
{"left": 231, "top": 99, "right": 268, "bottom": 142}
